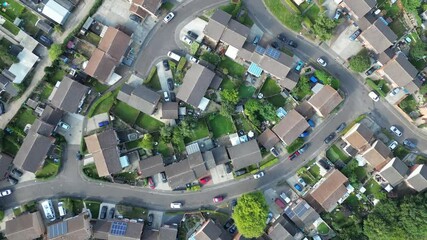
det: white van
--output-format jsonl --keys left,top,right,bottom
{"left": 58, "top": 202, "right": 66, "bottom": 217}
{"left": 41, "top": 200, "right": 56, "bottom": 221}
{"left": 167, "top": 51, "right": 181, "bottom": 62}
{"left": 280, "top": 192, "right": 291, "bottom": 204}
{"left": 170, "top": 202, "right": 182, "bottom": 209}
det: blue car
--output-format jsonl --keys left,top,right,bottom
{"left": 98, "top": 121, "right": 109, "bottom": 127}
{"left": 307, "top": 119, "right": 315, "bottom": 128}
{"left": 295, "top": 61, "right": 304, "bottom": 72}
{"left": 299, "top": 131, "right": 310, "bottom": 138}
{"left": 294, "top": 183, "right": 303, "bottom": 192}
{"left": 309, "top": 76, "right": 319, "bottom": 83}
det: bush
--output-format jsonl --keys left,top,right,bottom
{"left": 286, "top": 138, "right": 304, "bottom": 153}
{"left": 366, "top": 78, "right": 389, "bottom": 97}
{"left": 349, "top": 50, "right": 371, "bottom": 72}
{"left": 49, "top": 44, "right": 63, "bottom": 61}
{"left": 190, "top": 42, "right": 200, "bottom": 55}
{"left": 144, "top": 66, "right": 157, "bottom": 83}
{"left": 177, "top": 58, "right": 187, "bottom": 72}
{"left": 201, "top": 52, "right": 221, "bottom": 65}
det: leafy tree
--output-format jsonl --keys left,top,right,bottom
{"left": 312, "top": 14, "right": 338, "bottom": 41}
{"left": 48, "top": 44, "right": 63, "bottom": 61}
{"left": 402, "top": 0, "right": 421, "bottom": 12}
{"left": 172, "top": 127, "right": 183, "bottom": 146}
{"left": 420, "top": 84, "right": 427, "bottom": 95}
{"left": 179, "top": 120, "right": 193, "bottom": 138}
{"left": 220, "top": 89, "right": 239, "bottom": 105}
{"left": 200, "top": 52, "right": 221, "bottom": 65}
{"left": 219, "top": 102, "right": 234, "bottom": 117}
{"left": 141, "top": 133, "right": 153, "bottom": 150}
{"left": 244, "top": 99, "right": 278, "bottom": 126}
{"left": 160, "top": 125, "right": 173, "bottom": 142}
{"left": 291, "top": 75, "right": 311, "bottom": 99}
{"left": 349, "top": 50, "right": 371, "bottom": 72}
{"left": 232, "top": 192, "right": 269, "bottom": 238}
{"left": 409, "top": 42, "right": 427, "bottom": 60}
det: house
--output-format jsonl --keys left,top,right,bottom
{"left": 406, "top": 164, "right": 427, "bottom": 192}
{"left": 378, "top": 53, "right": 419, "bottom": 93}
{"left": 40, "top": 105, "right": 64, "bottom": 126}
{"left": 188, "top": 151, "right": 209, "bottom": 179}
{"left": 361, "top": 140, "right": 392, "bottom": 170}
{"left": 268, "top": 216, "right": 303, "bottom": 240}
{"left": 272, "top": 109, "right": 309, "bottom": 145}
{"left": 165, "top": 159, "right": 196, "bottom": 189}
{"left": 176, "top": 64, "right": 215, "bottom": 108}
{"left": 92, "top": 220, "right": 144, "bottom": 240}
{"left": 42, "top": 0, "right": 70, "bottom": 25}
{"left": 359, "top": 19, "right": 398, "bottom": 54}
{"left": 98, "top": 27, "right": 132, "bottom": 62}
{"left": 129, "top": 4, "right": 149, "bottom": 19}
{"left": 307, "top": 85, "right": 343, "bottom": 117}
{"left": 129, "top": 0, "right": 162, "bottom": 17}
{"left": 211, "top": 146, "right": 230, "bottom": 165}
{"left": 0, "top": 73, "right": 19, "bottom": 97}
{"left": 9, "top": 48, "right": 39, "bottom": 84}
{"left": 84, "top": 129, "right": 122, "bottom": 177}
{"left": 378, "top": 157, "right": 408, "bottom": 187}
{"left": 161, "top": 102, "right": 179, "bottom": 119}
{"left": 227, "top": 140, "right": 262, "bottom": 170}
{"left": 117, "top": 84, "right": 161, "bottom": 115}
{"left": 84, "top": 49, "right": 117, "bottom": 84}
{"left": 0, "top": 153, "right": 13, "bottom": 180}
{"left": 139, "top": 155, "right": 165, "bottom": 178}
{"left": 35, "top": 19, "right": 53, "bottom": 33}
{"left": 50, "top": 76, "right": 89, "bottom": 113}
{"left": 283, "top": 199, "right": 320, "bottom": 231}
{"left": 47, "top": 212, "right": 92, "bottom": 240}
{"left": 341, "top": 123, "right": 373, "bottom": 151}
{"left": 295, "top": 100, "right": 316, "bottom": 119}
{"left": 191, "top": 219, "right": 231, "bottom": 240}
{"left": 5, "top": 212, "right": 46, "bottom": 240}
{"left": 158, "top": 224, "right": 178, "bottom": 240}
{"left": 305, "top": 169, "right": 349, "bottom": 212}
{"left": 257, "top": 128, "right": 280, "bottom": 150}
{"left": 341, "top": 0, "right": 377, "bottom": 20}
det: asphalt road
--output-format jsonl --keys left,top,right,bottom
{"left": 1, "top": 0, "right": 426, "bottom": 210}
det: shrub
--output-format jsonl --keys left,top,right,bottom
{"left": 144, "top": 66, "right": 157, "bottom": 83}
{"left": 349, "top": 50, "right": 370, "bottom": 72}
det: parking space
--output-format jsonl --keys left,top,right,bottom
{"left": 330, "top": 24, "right": 363, "bottom": 60}
{"left": 98, "top": 203, "right": 116, "bottom": 220}
{"left": 84, "top": 113, "right": 110, "bottom": 134}
{"left": 286, "top": 175, "right": 308, "bottom": 196}
{"left": 210, "top": 164, "right": 234, "bottom": 184}
{"left": 263, "top": 189, "right": 283, "bottom": 218}
{"left": 147, "top": 210, "right": 164, "bottom": 230}
{"left": 152, "top": 172, "right": 171, "bottom": 190}
{"left": 179, "top": 18, "right": 208, "bottom": 44}
{"left": 58, "top": 113, "right": 85, "bottom": 145}
{"left": 247, "top": 24, "right": 264, "bottom": 44}
{"left": 156, "top": 61, "right": 173, "bottom": 92}
{"left": 127, "top": 74, "right": 144, "bottom": 87}
{"left": 322, "top": 0, "right": 340, "bottom": 18}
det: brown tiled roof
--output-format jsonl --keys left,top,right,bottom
{"left": 272, "top": 110, "right": 309, "bottom": 145}
{"left": 133, "top": 0, "right": 161, "bottom": 16}
{"left": 194, "top": 219, "right": 231, "bottom": 240}
{"left": 268, "top": 221, "right": 294, "bottom": 240}
{"left": 48, "top": 213, "right": 92, "bottom": 240}
{"left": 129, "top": 4, "right": 149, "bottom": 18}
{"left": 159, "top": 225, "right": 178, "bottom": 240}
{"left": 308, "top": 85, "right": 343, "bottom": 117}
{"left": 14, "top": 132, "right": 54, "bottom": 173}
{"left": 382, "top": 53, "right": 418, "bottom": 87}
{"left": 377, "top": 47, "right": 395, "bottom": 65}
{"left": 343, "top": 0, "right": 376, "bottom": 19}
{"left": 379, "top": 157, "right": 408, "bottom": 187}
{"left": 203, "top": 9, "right": 231, "bottom": 42}
{"left": 306, "top": 169, "right": 348, "bottom": 212}
{"left": 342, "top": 123, "right": 373, "bottom": 151}
{"left": 188, "top": 152, "right": 208, "bottom": 179}
{"left": 139, "top": 155, "right": 165, "bottom": 178}
{"left": 278, "top": 71, "right": 299, "bottom": 91}
{"left": 362, "top": 140, "right": 392, "bottom": 170}
{"left": 220, "top": 19, "right": 250, "bottom": 49}
{"left": 161, "top": 102, "right": 179, "bottom": 119}
{"left": 257, "top": 128, "right": 280, "bottom": 149}
{"left": 30, "top": 118, "right": 55, "bottom": 136}
{"left": 98, "top": 27, "right": 131, "bottom": 61}
{"left": 84, "top": 49, "right": 117, "bottom": 83}
{"left": 177, "top": 64, "right": 215, "bottom": 108}
{"left": 117, "top": 84, "right": 161, "bottom": 115}
{"left": 227, "top": 140, "right": 262, "bottom": 170}
{"left": 360, "top": 19, "right": 397, "bottom": 54}
{"left": 406, "top": 165, "right": 427, "bottom": 192}
{"left": 50, "top": 76, "right": 89, "bottom": 113}
{"left": 295, "top": 100, "right": 315, "bottom": 119}
{"left": 258, "top": 52, "right": 293, "bottom": 80}
{"left": 165, "top": 159, "right": 196, "bottom": 189}
{"left": 5, "top": 212, "right": 45, "bottom": 240}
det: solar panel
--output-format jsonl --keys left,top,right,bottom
{"left": 284, "top": 207, "right": 295, "bottom": 219}
{"left": 294, "top": 203, "right": 309, "bottom": 217}
{"left": 110, "top": 221, "right": 128, "bottom": 236}
{"left": 48, "top": 221, "right": 68, "bottom": 238}
{"left": 255, "top": 45, "right": 265, "bottom": 54}
{"left": 265, "top": 47, "right": 281, "bottom": 60}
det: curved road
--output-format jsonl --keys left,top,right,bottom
{"left": 1, "top": 0, "right": 426, "bottom": 210}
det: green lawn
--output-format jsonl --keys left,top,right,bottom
{"left": 71, "top": 199, "right": 84, "bottom": 215}
{"left": 260, "top": 78, "right": 281, "bottom": 96}
{"left": 89, "top": 79, "right": 109, "bottom": 93}
{"left": 157, "top": 140, "right": 172, "bottom": 157}
{"left": 82, "top": 164, "right": 109, "bottom": 181}
{"left": 0, "top": 0, "right": 25, "bottom": 21}
{"left": 398, "top": 95, "right": 418, "bottom": 115}
{"left": 266, "top": 95, "right": 287, "bottom": 108}
{"left": 355, "top": 167, "right": 367, "bottom": 182}
{"left": 234, "top": 115, "right": 257, "bottom": 133}
{"left": 286, "top": 138, "right": 304, "bottom": 153}
{"left": 161, "top": 2, "right": 174, "bottom": 11}
{"left": 238, "top": 85, "right": 256, "bottom": 99}
{"left": 365, "top": 178, "right": 386, "bottom": 200}
{"left": 19, "top": 9, "right": 39, "bottom": 36}
{"left": 52, "top": 69, "right": 66, "bottom": 82}
{"left": 308, "top": 164, "right": 321, "bottom": 179}
{"left": 82, "top": 32, "right": 102, "bottom": 45}
{"left": 2, "top": 20, "right": 20, "bottom": 35}
{"left": 185, "top": 119, "right": 209, "bottom": 143}
{"left": 389, "top": 20, "right": 407, "bottom": 38}
{"left": 14, "top": 108, "right": 37, "bottom": 129}
{"left": 145, "top": 71, "right": 162, "bottom": 91}
{"left": 326, "top": 145, "right": 351, "bottom": 163}
{"left": 115, "top": 205, "right": 147, "bottom": 219}
{"left": 85, "top": 201, "right": 101, "bottom": 218}
{"left": 218, "top": 57, "right": 246, "bottom": 78}
{"left": 39, "top": 83, "right": 54, "bottom": 101}
{"left": 135, "top": 113, "right": 164, "bottom": 132}
{"left": 208, "top": 114, "right": 236, "bottom": 138}
{"left": 393, "top": 145, "right": 410, "bottom": 159}
{"left": 317, "top": 222, "right": 330, "bottom": 235}
{"left": 2, "top": 137, "right": 20, "bottom": 156}
{"left": 113, "top": 101, "right": 140, "bottom": 125}
{"left": 35, "top": 160, "right": 59, "bottom": 179}
{"left": 366, "top": 78, "right": 390, "bottom": 97}
{"left": 264, "top": 0, "right": 302, "bottom": 31}
{"left": 219, "top": 78, "right": 237, "bottom": 90}
{"left": 303, "top": 3, "right": 320, "bottom": 22}
{"left": 87, "top": 90, "right": 118, "bottom": 117}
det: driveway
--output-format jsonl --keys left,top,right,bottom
{"left": 58, "top": 113, "right": 85, "bottom": 145}
{"left": 84, "top": 113, "right": 110, "bottom": 134}
{"left": 156, "top": 61, "right": 173, "bottom": 92}
{"left": 179, "top": 18, "right": 208, "bottom": 43}
{"left": 330, "top": 23, "right": 363, "bottom": 60}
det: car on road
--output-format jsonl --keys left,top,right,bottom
{"left": 298, "top": 178, "right": 307, "bottom": 187}
{"left": 403, "top": 139, "right": 416, "bottom": 149}
{"left": 389, "top": 87, "right": 401, "bottom": 96}
{"left": 8, "top": 176, "right": 18, "bottom": 185}
{"left": 295, "top": 60, "right": 304, "bottom": 72}
{"left": 277, "top": 33, "right": 287, "bottom": 42}
{"left": 167, "top": 78, "right": 174, "bottom": 90}
{"left": 294, "top": 183, "right": 303, "bottom": 192}
{"left": 109, "top": 208, "right": 115, "bottom": 219}
{"left": 58, "top": 121, "right": 70, "bottom": 131}
{"left": 229, "top": 224, "right": 237, "bottom": 234}
{"left": 234, "top": 168, "right": 247, "bottom": 176}
{"left": 147, "top": 213, "right": 154, "bottom": 226}
{"left": 213, "top": 196, "right": 224, "bottom": 203}
{"left": 368, "top": 91, "right": 380, "bottom": 102}
{"left": 297, "top": 144, "right": 308, "bottom": 154}
{"left": 163, "top": 60, "right": 170, "bottom": 71}
{"left": 100, "top": 206, "right": 108, "bottom": 219}
{"left": 148, "top": 177, "right": 155, "bottom": 189}
{"left": 316, "top": 57, "right": 327, "bottom": 67}
{"left": 349, "top": 29, "right": 362, "bottom": 41}
{"left": 334, "top": 8, "right": 342, "bottom": 20}
{"left": 187, "top": 30, "right": 198, "bottom": 40}
{"left": 288, "top": 40, "right": 297, "bottom": 48}
{"left": 199, "top": 176, "right": 211, "bottom": 185}
{"left": 266, "top": 212, "right": 274, "bottom": 224}
{"left": 182, "top": 35, "right": 193, "bottom": 45}
{"left": 224, "top": 219, "right": 234, "bottom": 229}
{"left": 170, "top": 202, "right": 182, "bottom": 208}
{"left": 390, "top": 125, "right": 403, "bottom": 137}
{"left": 11, "top": 168, "right": 23, "bottom": 178}
{"left": 253, "top": 171, "right": 265, "bottom": 179}
{"left": 336, "top": 123, "right": 347, "bottom": 133}
{"left": 163, "top": 12, "right": 175, "bottom": 23}
{"left": 270, "top": 147, "right": 279, "bottom": 157}
{"left": 0, "top": 102, "right": 5, "bottom": 115}
{"left": 289, "top": 151, "right": 300, "bottom": 160}
{"left": 388, "top": 140, "right": 398, "bottom": 150}
{"left": 0, "top": 189, "right": 12, "bottom": 197}
{"left": 324, "top": 132, "right": 336, "bottom": 144}
{"left": 129, "top": 14, "right": 142, "bottom": 23}
{"left": 271, "top": 41, "right": 280, "bottom": 49}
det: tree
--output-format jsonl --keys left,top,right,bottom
{"left": 349, "top": 50, "right": 371, "bottom": 72}
{"left": 402, "top": 0, "right": 421, "bottom": 12}
{"left": 409, "top": 42, "right": 427, "bottom": 60}
{"left": 140, "top": 134, "right": 154, "bottom": 150}
{"left": 291, "top": 75, "right": 311, "bottom": 99}
{"left": 179, "top": 120, "right": 193, "bottom": 138}
{"left": 232, "top": 192, "right": 269, "bottom": 238}
{"left": 244, "top": 99, "right": 278, "bottom": 126}
{"left": 160, "top": 125, "right": 173, "bottom": 142}
{"left": 220, "top": 89, "right": 239, "bottom": 105}
{"left": 172, "top": 127, "right": 184, "bottom": 146}
{"left": 420, "top": 84, "right": 427, "bottom": 95}
{"left": 48, "top": 44, "right": 63, "bottom": 61}
{"left": 312, "top": 14, "right": 338, "bottom": 41}
{"left": 219, "top": 102, "right": 234, "bottom": 117}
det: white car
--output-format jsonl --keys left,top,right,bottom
{"left": 163, "top": 12, "right": 175, "bottom": 23}
{"left": 316, "top": 57, "right": 327, "bottom": 67}
{"left": 390, "top": 125, "right": 403, "bottom": 137}
{"left": 368, "top": 91, "right": 379, "bottom": 102}
{"left": 189, "top": 56, "right": 198, "bottom": 63}
{"left": 253, "top": 171, "right": 265, "bottom": 179}
{"left": 58, "top": 121, "right": 70, "bottom": 130}
{"left": 182, "top": 35, "right": 193, "bottom": 45}
{"left": 389, "top": 87, "right": 401, "bottom": 96}
{"left": 388, "top": 140, "right": 398, "bottom": 150}
{"left": 170, "top": 202, "right": 182, "bottom": 209}
{"left": 0, "top": 189, "right": 12, "bottom": 197}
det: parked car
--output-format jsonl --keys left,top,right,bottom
{"left": 307, "top": 119, "right": 315, "bottom": 128}
{"left": 389, "top": 87, "right": 401, "bottom": 96}
{"left": 147, "top": 213, "right": 154, "bottom": 226}
{"left": 213, "top": 195, "right": 224, "bottom": 203}
{"left": 388, "top": 140, "right": 398, "bottom": 150}
{"left": 148, "top": 177, "right": 155, "bottom": 189}
{"left": 160, "top": 172, "right": 167, "bottom": 183}
{"left": 368, "top": 91, "right": 380, "bottom": 102}
{"left": 297, "top": 144, "right": 308, "bottom": 154}
{"left": 253, "top": 171, "right": 265, "bottom": 179}
{"left": 365, "top": 66, "right": 379, "bottom": 75}
{"left": 336, "top": 122, "right": 347, "bottom": 133}
{"left": 7, "top": 176, "right": 18, "bottom": 185}
{"left": 170, "top": 202, "right": 182, "bottom": 208}
{"left": 225, "top": 163, "right": 233, "bottom": 174}
{"left": 277, "top": 33, "right": 287, "bottom": 42}
{"left": 163, "top": 60, "right": 170, "bottom": 71}
{"left": 253, "top": 35, "right": 260, "bottom": 45}
{"left": 224, "top": 219, "right": 234, "bottom": 229}
{"left": 58, "top": 121, "right": 70, "bottom": 131}
{"left": 324, "top": 132, "right": 336, "bottom": 144}
{"left": 199, "top": 176, "right": 211, "bottom": 185}
{"left": 333, "top": 8, "right": 342, "bottom": 20}
{"left": 316, "top": 57, "right": 327, "bottom": 67}
{"left": 295, "top": 61, "right": 304, "bottom": 72}
{"left": 270, "top": 147, "right": 279, "bottom": 157}
{"left": 288, "top": 40, "right": 297, "bottom": 48}
{"left": 182, "top": 35, "right": 193, "bottom": 45}
{"left": 288, "top": 151, "right": 300, "bottom": 160}
{"left": 169, "top": 92, "right": 176, "bottom": 102}
{"left": 318, "top": 159, "right": 331, "bottom": 170}
{"left": 294, "top": 183, "right": 303, "bottom": 192}
{"left": 0, "top": 102, "right": 5, "bottom": 115}
{"left": 163, "top": 91, "right": 170, "bottom": 102}
{"left": 0, "top": 189, "right": 12, "bottom": 197}
{"left": 349, "top": 29, "right": 362, "bottom": 41}
{"left": 271, "top": 41, "right": 279, "bottom": 49}
{"left": 163, "top": 12, "right": 175, "bottom": 23}
{"left": 299, "top": 131, "right": 310, "bottom": 138}
{"left": 76, "top": 151, "right": 83, "bottom": 160}
{"left": 167, "top": 78, "right": 174, "bottom": 90}
{"left": 234, "top": 169, "right": 247, "bottom": 176}
{"left": 109, "top": 208, "right": 115, "bottom": 219}
{"left": 231, "top": 199, "right": 237, "bottom": 211}
{"left": 298, "top": 178, "right": 307, "bottom": 187}
{"left": 280, "top": 192, "right": 291, "bottom": 203}
{"left": 187, "top": 31, "right": 198, "bottom": 39}
{"left": 189, "top": 56, "right": 198, "bottom": 63}
{"left": 229, "top": 225, "right": 237, "bottom": 234}
{"left": 129, "top": 14, "right": 142, "bottom": 23}
{"left": 403, "top": 139, "right": 416, "bottom": 149}
{"left": 39, "top": 35, "right": 53, "bottom": 47}
{"left": 100, "top": 206, "right": 108, "bottom": 219}
{"left": 266, "top": 212, "right": 274, "bottom": 224}
{"left": 390, "top": 125, "right": 403, "bottom": 137}
{"left": 11, "top": 168, "right": 23, "bottom": 178}
{"left": 98, "top": 121, "right": 109, "bottom": 127}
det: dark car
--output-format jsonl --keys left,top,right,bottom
{"left": 100, "top": 206, "right": 108, "bottom": 219}
{"left": 7, "top": 176, "right": 18, "bottom": 185}
{"left": 318, "top": 159, "right": 331, "bottom": 170}
{"left": 147, "top": 213, "right": 154, "bottom": 226}
{"left": 170, "top": 92, "right": 176, "bottom": 102}
{"left": 234, "top": 168, "right": 247, "bottom": 176}
{"left": 231, "top": 199, "right": 237, "bottom": 211}
{"left": 365, "top": 66, "right": 378, "bottom": 76}
{"left": 297, "top": 144, "right": 308, "bottom": 154}
{"left": 336, "top": 123, "right": 347, "bottom": 133}
{"left": 76, "top": 151, "right": 83, "bottom": 161}
{"left": 349, "top": 29, "right": 362, "bottom": 41}
{"left": 224, "top": 219, "right": 234, "bottom": 229}
{"left": 39, "top": 35, "right": 53, "bottom": 47}
{"left": 163, "top": 60, "right": 170, "bottom": 71}
{"left": 229, "top": 224, "right": 237, "bottom": 234}
{"left": 109, "top": 208, "right": 115, "bottom": 219}
{"left": 324, "top": 132, "right": 336, "bottom": 144}
{"left": 167, "top": 78, "right": 174, "bottom": 90}
{"left": 403, "top": 139, "right": 416, "bottom": 149}
{"left": 187, "top": 31, "right": 198, "bottom": 40}
{"left": 277, "top": 33, "right": 287, "bottom": 42}
{"left": 160, "top": 172, "right": 167, "bottom": 183}
{"left": 270, "top": 147, "right": 279, "bottom": 157}
{"left": 288, "top": 40, "right": 297, "bottom": 48}
{"left": 307, "top": 119, "right": 315, "bottom": 128}
{"left": 11, "top": 168, "right": 23, "bottom": 178}
{"left": 271, "top": 41, "right": 280, "bottom": 49}
{"left": 288, "top": 151, "right": 300, "bottom": 160}
{"left": 225, "top": 163, "right": 233, "bottom": 174}
{"left": 129, "top": 14, "right": 142, "bottom": 23}
{"left": 0, "top": 102, "right": 5, "bottom": 115}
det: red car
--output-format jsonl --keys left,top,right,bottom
{"left": 213, "top": 196, "right": 224, "bottom": 203}
{"left": 288, "top": 151, "right": 300, "bottom": 160}
{"left": 148, "top": 177, "right": 155, "bottom": 189}
{"left": 199, "top": 176, "right": 211, "bottom": 185}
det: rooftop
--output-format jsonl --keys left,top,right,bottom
{"left": 272, "top": 109, "right": 309, "bottom": 145}
{"left": 308, "top": 85, "right": 343, "bottom": 117}
{"left": 227, "top": 140, "right": 262, "bottom": 170}
{"left": 50, "top": 76, "right": 89, "bottom": 113}
{"left": 360, "top": 19, "right": 397, "bottom": 54}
